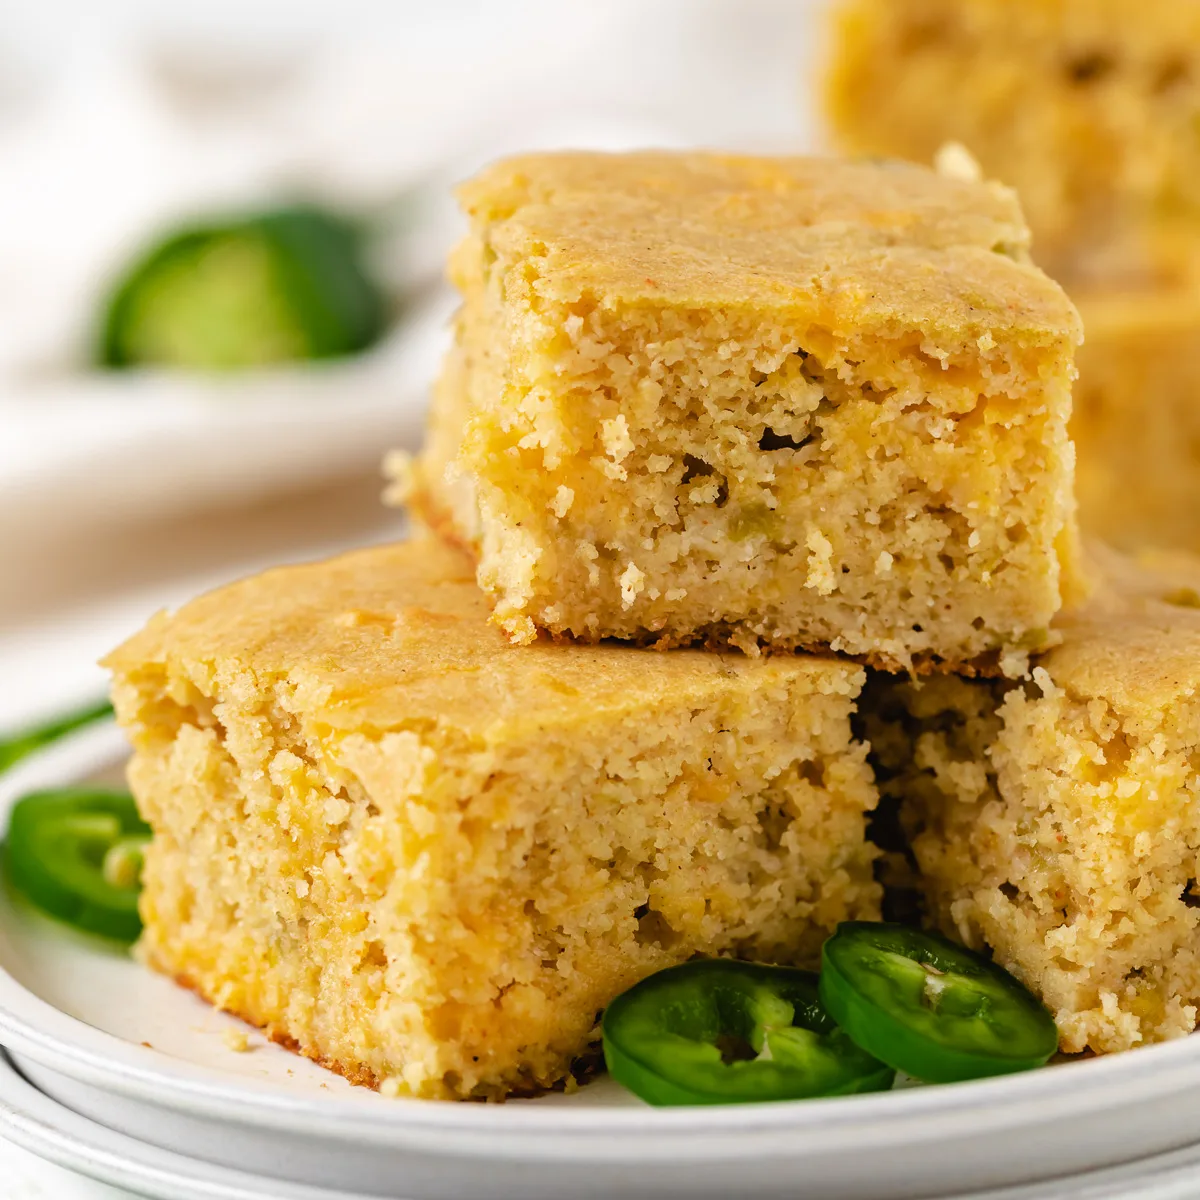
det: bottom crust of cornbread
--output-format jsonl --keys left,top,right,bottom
{"left": 164, "top": 964, "right": 606, "bottom": 1098}
{"left": 108, "top": 539, "right": 880, "bottom": 1100}
{"left": 862, "top": 547, "right": 1200, "bottom": 1055}
{"left": 408, "top": 485, "right": 1029, "bottom": 679}
{"left": 163, "top": 967, "right": 383, "bottom": 1089}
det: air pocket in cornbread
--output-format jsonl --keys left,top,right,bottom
{"left": 863, "top": 546, "right": 1200, "bottom": 1054}
{"left": 401, "top": 150, "right": 1083, "bottom": 674}
{"left": 104, "top": 539, "right": 880, "bottom": 1100}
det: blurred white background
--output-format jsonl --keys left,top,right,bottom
{"left": 0, "top": 0, "right": 821, "bottom": 381}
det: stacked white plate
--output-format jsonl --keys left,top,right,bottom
{"left": 5, "top": 723, "right": 1200, "bottom": 1200}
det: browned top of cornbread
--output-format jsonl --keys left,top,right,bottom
{"left": 1044, "top": 545, "right": 1200, "bottom": 719}
{"left": 458, "top": 150, "right": 1081, "bottom": 346}
{"left": 104, "top": 540, "right": 862, "bottom": 744}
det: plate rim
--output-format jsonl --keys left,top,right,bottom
{"left": 5, "top": 724, "right": 1200, "bottom": 1155}
{"left": 0, "top": 1048, "right": 365, "bottom": 1200}
{"left": 8, "top": 1046, "right": 1200, "bottom": 1200}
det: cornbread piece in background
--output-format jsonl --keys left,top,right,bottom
{"left": 862, "top": 546, "right": 1200, "bottom": 1055}
{"left": 105, "top": 539, "right": 880, "bottom": 1101}
{"left": 401, "top": 150, "right": 1083, "bottom": 674}
{"left": 826, "top": 1, "right": 1200, "bottom": 556}
{"left": 825, "top": 0, "right": 1200, "bottom": 283}
{"left": 1072, "top": 287, "right": 1200, "bottom": 553}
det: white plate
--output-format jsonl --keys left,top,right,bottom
{"left": 6, "top": 727, "right": 1200, "bottom": 1200}
{"left": 10, "top": 1049, "right": 1200, "bottom": 1200}
{"left": 0, "top": 1048, "right": 365, "bottom": 1200}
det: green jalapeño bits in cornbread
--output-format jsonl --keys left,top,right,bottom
{"left": 860, "top": 545, "right": 1200, "bottom": 1056}
{"left": 98, "top": 205, "right": 386, "bottom": 370}
{"left": 104, "top": 539, "right": 881, "bottom": 1100}
{"left": 397, "top": 151, "right": 1083, "bottom": 674}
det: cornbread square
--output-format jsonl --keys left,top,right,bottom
{"left": 863, "top": 547, "right": 1200, "bottom": 1054}
{"left": 104, "top": 539, "right": 880, "bottom": 1100}
{"left": 401, "top": 150, "right": 1083, "bottom": 674}
{"left": 826, "top": 0, "right": 1200, "bottom": 281}
{"left": 1072, "top": 285, "right": 1200, "bottom": 553}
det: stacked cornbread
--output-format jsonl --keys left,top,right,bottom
{"left": 114, "top": 148, "right": 1200, "bottom": 1102}
{"left": 827, "top": 0, "right": 1200, "bottom": 554}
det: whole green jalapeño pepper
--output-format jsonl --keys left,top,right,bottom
{"left": 3, "top": 788, "right": 150, "bottom": 943}
{"left": 820, "top": 923, "right": 1058, "bottom": 1084}
{"left": 602, "top": 958, "right": 895, "bottom": 1105}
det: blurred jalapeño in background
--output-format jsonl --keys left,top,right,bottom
{"left": 97, "top": 204, "right": 388, "bottom": 371}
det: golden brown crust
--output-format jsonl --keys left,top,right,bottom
{"left": 867, "top": 545, "right": 1200, "bottom": 1054}
{"left": 1040, "top": 541, "right": 1200, "bottom": 718}
{"left": 108, "top": 538, "right": 864, "bottom": 756}
{"left": 406, "top": 149, "right": 1080, "bottom": 673}
{"left": 457, "top": 150, "right": 1081, "bottom": 343}
{"left": 545, "top": 624, "right": 1016, "bottom": 678}
{"left": 164, "top": 967, "right": 384, "bottom": 1092}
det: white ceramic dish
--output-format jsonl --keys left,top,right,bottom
{"left": 10, "top": 1049, "right": 1200, "bottom": 1200}
{"left": 6, "top": 726, "right": 1200, "bottom": 1200}
{"left": 0, "top": 1048, "right": 363, "bottom": 1200}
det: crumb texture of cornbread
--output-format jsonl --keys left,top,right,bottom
{"left": 863, "top": 546, "right": 1200, "bottom": 1054}
{"left": 404, "top": 150, "right": 1082, "bottom": 674}
{"left": 1072, "top": 286, "right": 1200, "bottom": 553}
{"left": 826, "top": 0, "right": 1200, "bottom": 282}
{"left": 104, "top": 539, "right": 880, "bottom": 1100}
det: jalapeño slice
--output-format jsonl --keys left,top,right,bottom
{"left": 3, "top": 788, "right": 150, "bottom": 943}
{"left": 820, "top": 922, "right": 1058, "bottom": 1084}
{"left": 602, "top": 958, "right": 895, "bottom": 1106}
{"left": 98, "top": 204, "right": 386, "bottom": 370}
